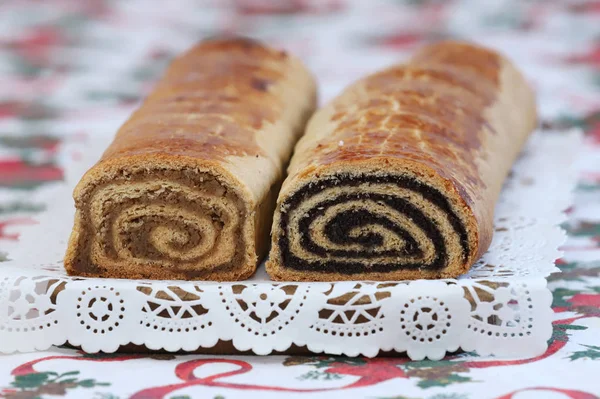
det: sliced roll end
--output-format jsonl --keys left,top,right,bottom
{"left": 65, "top": 155, "right": 259, "bottom": 281}
{"left": 267, "top": 159, "right": 480, "bottom": 281}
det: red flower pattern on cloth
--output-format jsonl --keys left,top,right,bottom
{"left": 0, "top": 0, "right": 598, "bottom": 398}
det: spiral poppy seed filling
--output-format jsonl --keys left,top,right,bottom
{"left": 267, "top": 41, "right": 537, "bottom": 281}
{"left": 278, "top": 174, "right": 470, "bottom": 274}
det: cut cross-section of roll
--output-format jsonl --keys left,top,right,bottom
{"left": 267, "top": 41, "right": 537, "bottom": 281}
{"left": 65, "top": 37, "right": 317, "bottom": 280}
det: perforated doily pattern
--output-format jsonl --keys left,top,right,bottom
{"left": 0, "top": 130, "right": 582, "bottom": 359}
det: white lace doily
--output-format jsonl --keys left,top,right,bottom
{"left": 0, "top": 129, "right": 583, "bottom": 360}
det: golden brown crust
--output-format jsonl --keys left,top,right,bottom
{"left": 267, "top": 40, "right": 537, "bottom": 281}
{"left": 65, "top": 37, "right": 317, "bottom": 281}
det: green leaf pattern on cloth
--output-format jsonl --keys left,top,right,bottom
{"left": 0, "top": 0, "right": 599, "bottom": 398}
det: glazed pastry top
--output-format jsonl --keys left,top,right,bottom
{"left": 80, "top": 37, "right": 317, "bottom": 205}
{"left": 289, "top": 41, "right": 533, "bottom": 194}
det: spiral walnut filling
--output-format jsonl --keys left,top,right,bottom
{"left": 70, "top": 169, "right": 246, "bottom": 279}
{"left": 278, "top": 174, "right": 470, "bottom": 274}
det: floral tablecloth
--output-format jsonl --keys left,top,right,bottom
{"left": 0, "top": 0, "right": 599, "bottom": 398}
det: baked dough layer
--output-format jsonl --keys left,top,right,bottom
{"left": 267, "top": 41, "right": 536, "bottom": 281}
{"left": 65, "top": 37, "right": 317, "bottom": 280}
